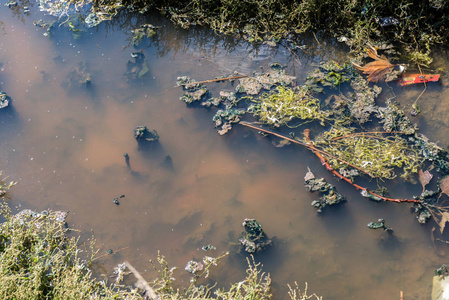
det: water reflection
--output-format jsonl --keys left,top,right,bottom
{"left": 1, "top": 4, "right": 449, "bottom": 300}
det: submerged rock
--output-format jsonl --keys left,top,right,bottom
{"left": 367, "top": 218, "right": 393, "bottom": 231}
{"left": 134, "top": 125, "right": 159, "bottom": 143}
{"left": 239, "top": 218, "right": 272, "bottom": 253}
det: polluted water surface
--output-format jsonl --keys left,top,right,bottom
{"left": 2, "top": 4, "right": 449, "bottom": 300}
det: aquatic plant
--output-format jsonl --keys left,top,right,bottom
{"left": 314, "top": 127, "right": 422, "bottom": 180}
{"left": 0, "top": 172, "right": 15, "bottom": 197}
{"left": 248, "top": 86, "right": 331, "bottom": 128}
{"left": 304, "top": 169, "right": 346, "bottom": 212}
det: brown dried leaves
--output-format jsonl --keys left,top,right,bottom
{"left": 353, "top": 46, "right": 395, "bottom": 82}
{"left": 440, "top": 176, "right": 449, "bottom": 198}
{"left": 419, "top": 169, "right": 433, "bottom": 193}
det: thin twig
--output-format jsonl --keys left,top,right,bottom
{"left": 180, "top": 75, "right": 249, "bottom": 86}
{"left": 240, "top": 121, "right": 374, "bottom": 177}
{"left": 284, "top": 43, "right": 302, "bottom": 66}
{"left": 312, "top": 32, "right": 321, "bottom": 46}
{"left": 303, "top": 129, "right": 421, "bottom": 203}
{"left": 240, "top": 121, "right": 421, "bottom": 203}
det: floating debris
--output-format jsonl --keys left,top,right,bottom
{"left": 0, "top": 91, "right": 9, "bottom": 109}
{"left": 304, "top": 169, "right": 346, "bottom": 212}
{"left": 239, "top": 218, "right": 272, "bottom": 253}
{"left": 352, "top": 46, "right": 401, "bottom": 82}
{"left": 113, "top": 198, "right": 120, "bottom": 205}
{"left": 202, "top": 244, "right": 216, "bottom": 251}
{"left": 134, "top": 126, "right": 159, "bottom": 143}
{"left": 367, "top": 219, "right": 393, "bottom": 231}
{"left": 106, "top": 249, "right": 114, "bottom": 255}
{"left": 398, "top": 74, "right": 440, "bottom": 86}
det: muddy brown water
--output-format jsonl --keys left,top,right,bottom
{"left": 2, "top": 6, "right": 449, "bottom": 300}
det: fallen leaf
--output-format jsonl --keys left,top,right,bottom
{"left": 419, "top": 169, "right": 433, "bottom": 192}
{"left": 304, "top": 170, "right": 315, "bottom": 182}
{"left": 439, "top": 212, "right": 449, "bottom": 234}
{"left": 440, "top": 176, "right": 449, "bottom": 197}
{"left": 352, "top": 46, "right": 395, "bottom": 82}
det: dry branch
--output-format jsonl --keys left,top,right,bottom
{"left": 240, "top": 121, "right": 421, "bottom": 203}
{"left": 180, "top": 75, "right": 249, "bottom": 86}
{"left": 125, "top": 261, "right": 159, "bottom": 300}
{"left": 240, "top": 121, "right": 374, "bottom": 177}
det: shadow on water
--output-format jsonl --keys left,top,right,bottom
{"left": 0, "top": 105, "right": 21, "bottom": 137}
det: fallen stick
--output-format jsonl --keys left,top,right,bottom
{"left": 126, "top": 261, "right": 159, "bottom": 300}
{"left": 239, "top": 121, "right": 421, "bottom": 203}
{"left": 284, "top": 43, "right": 302, "bottom": 66}
{"left": 239, "top": 121, "right": 374, "bottom": 177}
{"left": 303, "top": 129, "right": 421, "bottom": 204}
{"left": 180, "top": 75, "right": 249, "bottom": 86}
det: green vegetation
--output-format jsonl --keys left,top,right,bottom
{"left": 23, "top": 0, "right": 449, "bottom": 67}
{"left": 0, "top": 177, "right": 321, "bottom": 299}
{"left": 248, "top": 86, "right": 332, "bottom": 128}
{"left": 314, "top": 127, "right": 422, "bottom": 180}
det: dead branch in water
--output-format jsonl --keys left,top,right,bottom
{"left": 302, "top": 129, "right": 421, "bottom": 204}
{"left": 180, "top": 75, "right": 249, "bottom": 86}
{"left": 240, "top": 121, "right": 421, "bottom": 203}
{"left": 126, "top": 261, "right": 159, "bottom": 300}
{"left": 240, "top": 121, "right": 374, "bottom": 177}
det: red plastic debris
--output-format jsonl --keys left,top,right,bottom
{"left": 398, "top": 74, "right": 440, "bottom": 86}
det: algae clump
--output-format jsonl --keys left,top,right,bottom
{"left": 248, "top": 86, "right": 332, "bottom": 128}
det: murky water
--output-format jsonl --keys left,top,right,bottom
{"left": 2, "top": 5, "right": 449, "bottom": 299}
